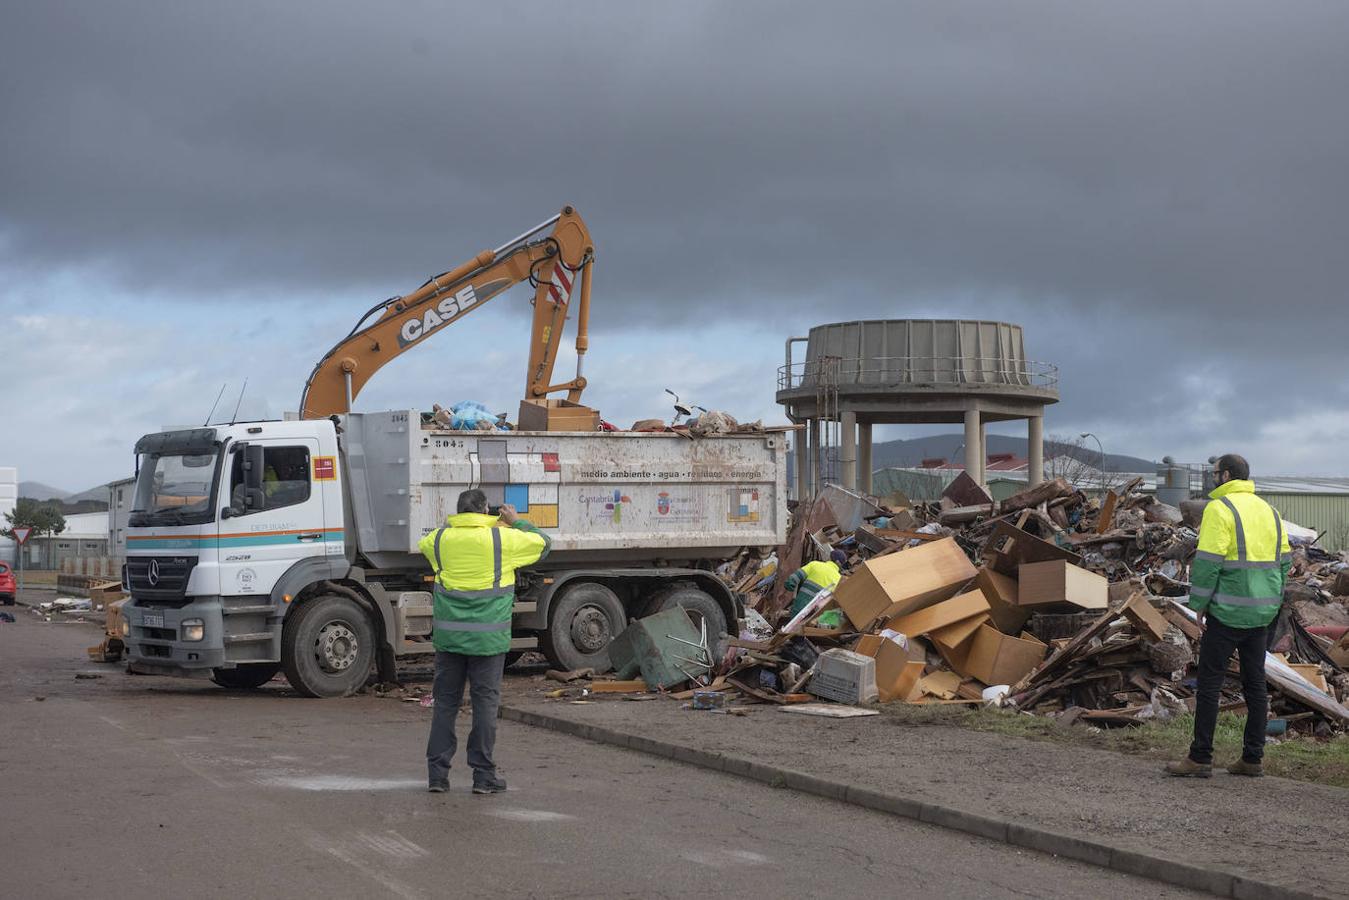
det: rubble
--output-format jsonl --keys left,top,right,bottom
{"left": 521, "top": 478, "right": 1349, "bottom": 741}
{"left": 693, "top": 478, "right": 1349, "bottom": 733}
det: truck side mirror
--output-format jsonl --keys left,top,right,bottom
{"left": 243, "top": 444, "right": 266, "bottom": 494}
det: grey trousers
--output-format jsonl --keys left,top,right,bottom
{"left": 426, "top": 650, "right": 505, "bottom": 784}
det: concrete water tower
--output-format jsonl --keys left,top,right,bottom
{"left": 777, "top": 320, "right": 1059, "bottom": 498}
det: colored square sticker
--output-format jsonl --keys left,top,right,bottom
{"left": 313, "top": 456, "right": 338, "bottom": 481}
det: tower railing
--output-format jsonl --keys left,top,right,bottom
{"left": 777, "top": 356, "right": 1059, "bottom": 392}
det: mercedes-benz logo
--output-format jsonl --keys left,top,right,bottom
{"left": 147, "top": 559, "right": 161, "bottom": 587}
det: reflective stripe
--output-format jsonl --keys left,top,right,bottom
{"left": 1212, "top": 593, "right": 1282, "bottom": 608}
{"left": 1272, "top": 508, "right": 1283, "bottom": 562}
{"left": 1224, "top": 559, "right": 1286, "bottom": 570}
{"left": 435, "top": 585, "right": 508, "bottom": 600}
{"left": 1190, "top": 585, "right": 1216, "bottom": 600}
{"left": 1219, "top": 497, "right": 1247, "bottom": 561}
{"left": 492, "top": 528, "right": 503, "bottom": 589}
{"left": 1193, "top": 550, "right": 1225, "bottom": 564}
{"left": 433, "top": 618, "right": 511, "bottom": 633}
{"left": 432, "top": 527, "right": 446, "bottom": 572}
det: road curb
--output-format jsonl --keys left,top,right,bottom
{"left": 500, "top": 704, "right": 1324, "bottom": 900}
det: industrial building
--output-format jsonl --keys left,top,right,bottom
{"left": 22, "top": 511, "right": 111, "bottom": 571}
{"left": 107, "top": 476, "right": 136, "bottom": 563}
{"left": 0, "top": 466, "right": 16, "bottom": 565}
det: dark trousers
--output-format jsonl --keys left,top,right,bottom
{"left": 426, "top": 650, "right": 505, "bottom": 784}
{"left": 1189, "top": 617, "right": 1268, "bottom": 765}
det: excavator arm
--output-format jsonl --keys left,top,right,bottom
{"left": 299, "top": 206, "right": 594, "bottom": 419}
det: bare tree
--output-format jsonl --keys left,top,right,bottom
{"left": 1045, "top": 434, "right": 1113, "bottom": 493}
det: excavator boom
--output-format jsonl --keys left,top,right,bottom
{"left": 299, "top": 206, "right": 594, "bottom": 419}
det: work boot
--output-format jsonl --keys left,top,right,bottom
{"left": 428, "top": 780, "right": 449, "bottom": 793}
{"left": 1227, "top": 759, "right": 1264, "bottom": 777}
{"left": 1164, "top": 758, "right": 1212, "bottom": 778}
{"left": 472, "top": 773, "right": 507, "bottom": 795}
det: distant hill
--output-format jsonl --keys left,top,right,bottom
{"left": 17, "top": 481, "right": 70, "bottom": 501}
{"left": 870, "top": 434, "right": 1156, "bottom": 474}
{"left": 19, "top": 480, "right": 118, "bottom": 513}
{"left": 786, "top": 433, "right": 1156, "bottom": 480}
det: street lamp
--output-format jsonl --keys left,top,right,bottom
{"left": 1079, "top": 432, "right": 1106, "bottom": 496}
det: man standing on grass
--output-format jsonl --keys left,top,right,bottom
{"left": 421, "top": 490, "right": 550, "bottom": 794}
{"left": 1167, "top": 454, "right": 1291, "bottom": 779}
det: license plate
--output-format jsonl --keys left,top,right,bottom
{"left": 143, "top": 614, "right": 164, "bottom": 628}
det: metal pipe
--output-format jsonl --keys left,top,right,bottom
{"left": 568, "top": 255, "right": 593, "bottom": 403}
{"left": 494, "top": 214, "right": 562, "bottom": 255}
{"left": 344, "top": 371, "right": 354, "bottom": 413}
{"left": 783, "top": 336, "right": 808, "bottom": 388}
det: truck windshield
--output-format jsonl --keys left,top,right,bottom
{"left": 129, "top": 451, "right": 221, "bottom": 527}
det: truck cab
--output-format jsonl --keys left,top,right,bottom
{"left": 122, "top": 421, "right": 349, "bottom": 691}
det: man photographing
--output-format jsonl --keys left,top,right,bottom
{"left": 1167, "top": 454, "right": 1291, "bottom": 778}
{"left": 420, "top": 490, "right": 551, "bottom": 794}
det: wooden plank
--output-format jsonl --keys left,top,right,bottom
{"left": 1162, "top": 606, "right": 1203, "bottom": 641}
{"left": 1122, "top": 592, "right": 1170, "bottom": 642}
{"left": 998, "top": 478, "right": 1073, "bottom": 515}
{"left": 1095, "top": 490, "right": 1119, "bottom": 535}
{"left": 875, "top": 528, "right": 943, "bottom": 543}
{"left": 1011, "top": 601, "right": 1123, "bottom": 694}
{"left": 590, "top": 679, "right": 650, "bottom": 693}
{"left": 981, "top": 520, "right": 1082, "bottom": 577}
{"left": 727, "top": 674, "right": 792, "bottom": 705}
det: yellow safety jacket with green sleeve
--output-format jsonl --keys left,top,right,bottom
{"left": 417, "top": 513, "right": 551, "bottom": 655}
{"left": 1188, "top": 480, "right": 1291, "bottom": 629}
{"left": 785, "top": 560, "right": 842, "bottom": 617}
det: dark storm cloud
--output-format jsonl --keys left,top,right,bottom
{"left": 3, "top": 1, "right": 1348, "bottom": 468}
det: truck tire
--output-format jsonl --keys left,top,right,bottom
{"left": 211, "top": 663, "right": 281, "bottom": 690}
{"left": 281, "top": 594, "right": 376, "bottom": 698}
{"left": 541, "top": 583, "right": 626, "bottom": 673}
{"left": 660, "top": 586, "right": 730, "bottom": 663}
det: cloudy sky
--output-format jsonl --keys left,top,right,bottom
{"left": 3, "top": 1, "right": 1347, "bottom": 490}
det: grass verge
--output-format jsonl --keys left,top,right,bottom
{"left": 879, "top": 704, "right": 1349, "bottom": 788}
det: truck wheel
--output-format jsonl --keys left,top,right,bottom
{"left": 541, "top": 583, "right": 626, "bottom": 672}
{"left": 281, "top": 594, "right": 375, "bottom": 698}
{"left": 660, "top": 586, "right": 730, "bottom": 663}
{"left": 211, "top": 663, "right": 281, "bottom": 690}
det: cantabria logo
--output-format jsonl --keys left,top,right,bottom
{"left": 398, "top": 285, "right": 479, "bottom": 347}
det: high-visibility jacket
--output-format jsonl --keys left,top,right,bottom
{"left": 1188, "top": 479, "right": 1291, "bottom": 629}
{"left": 785, "top": 560, "right": 842, "bottom": 617}
{"left": 417, "top": 513, "right": 551, "bottom": 655}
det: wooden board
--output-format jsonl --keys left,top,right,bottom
{"left": 590, "top": 680, "right": 650, "bottom": 693}
{"left": 1122, "top": 593, "right": 1171, "bottom": 642}
{"left": 980, "top": 521, "right": 1081, "bottom": 578}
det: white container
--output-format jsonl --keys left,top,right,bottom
{"left": 344, "top": 411, "right": 788, "bottom": 568}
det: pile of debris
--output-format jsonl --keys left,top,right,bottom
{"left": 704, "top": 477, "right": 1349, "bottom": 732}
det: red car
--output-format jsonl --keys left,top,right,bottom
{"left": 0, "top": 561, "right": 15, "bottom": 605}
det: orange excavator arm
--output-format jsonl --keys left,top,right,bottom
{"left": 299, "top": 206, "right": 594, "bottom": 419}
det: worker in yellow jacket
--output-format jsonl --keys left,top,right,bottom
{"left": 1167, "top": 454, "right": 1290, "bottom": 779}
{"left": 420, "top": 490, "right": 550, "bottom": 794}
{"left": 784, "top": 550, "right": 847, "bottom": 619}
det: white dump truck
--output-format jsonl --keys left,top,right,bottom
{"left": 120, "top": 411, "right": 787, "bottom": 696}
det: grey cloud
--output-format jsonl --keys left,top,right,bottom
{"left": 3, "top": 1, "right": 1349, "bottom": 473}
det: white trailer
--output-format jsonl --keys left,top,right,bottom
{"left": 120, "top": 411, "right": 787, "bottom": 696}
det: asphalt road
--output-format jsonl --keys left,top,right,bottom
{"left": 0, "top": 594, "right": 1202, "bottom": 899}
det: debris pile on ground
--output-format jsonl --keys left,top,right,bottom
{"left": 691, "top": 480, "right": 1349, "bottom": 733}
